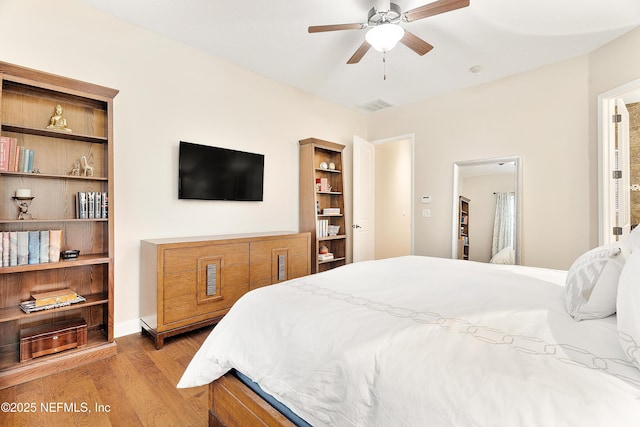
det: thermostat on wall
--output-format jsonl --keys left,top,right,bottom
{"left": 421, "top": 195, "right": 431, "bottom": 204}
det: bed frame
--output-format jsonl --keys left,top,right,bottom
{"left": 209, "top": 373, "right": 295, "bottom": 427}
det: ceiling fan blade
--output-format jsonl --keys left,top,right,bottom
{"left": 308, "top": 23, "right": 364, "bottom": 33}
{"left": 347, "top": 41, "right": 372, "bottom": 64}
{"left": 400, "top": 31, "right": 434, "bottom": 56}
{"left": 404, "top": 0, "right": 470, "bottom": 22}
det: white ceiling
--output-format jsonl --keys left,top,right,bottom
{"left": 79, "top": 0, "right": 640, "bottom": 112}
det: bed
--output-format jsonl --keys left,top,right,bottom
{"left": 178, "top": 254, "right": 640, "bottom": 426}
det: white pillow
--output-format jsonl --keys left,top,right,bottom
{"left": 490, "top": 246, "right": 514, "bottom": 265}
{"left": 617, "top": 248, "right": 640, "bottom": 369}
{"left": 565, "top": 243, "right": 628, "bottom": 321}
{"left": 626, "top": 225, "right": 640, "bottom": 251}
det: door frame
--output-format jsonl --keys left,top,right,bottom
{"left": 597, "top": 78, "right": 640, "bottom": 245}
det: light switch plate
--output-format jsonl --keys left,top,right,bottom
{"left": 422, "top": 209, "right": 431, "bottom": 218}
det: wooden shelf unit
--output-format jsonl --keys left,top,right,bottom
{"left": 458, "top": 196, "right": 470, "bottom": 260}
{"left": 299, "top": 138, "right": 347, "bottom": 273}
{"left": 0, "top": 62, "right": 118, "bottom": 389}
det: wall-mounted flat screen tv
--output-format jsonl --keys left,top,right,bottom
{"left": 178, "top": 141, "right": 264, "bottom": 201}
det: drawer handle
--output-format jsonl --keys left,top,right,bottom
{"left": 52, "top": 335, "right": 58, "bottom": 340}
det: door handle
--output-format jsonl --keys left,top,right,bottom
{"left": 352, "top": 224, "right": 362, "bottom": 229}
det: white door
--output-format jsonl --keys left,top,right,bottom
{"left": 353, "top": 135, "right": 375, "bottom": 262}
{"left": 613, "top": 99, "right": 631, "bottom": 240}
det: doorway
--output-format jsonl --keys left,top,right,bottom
{"left": 598, "top": 79, "right": 640, "bottom": 244}
{"left": 352, "top": 134, "right": 414, "bottom": 261}
{"left": 374, "top": 136, "right": 413, "bottom": 259}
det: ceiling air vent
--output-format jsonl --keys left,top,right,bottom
{"left": 357, "top": 99, "right": 394, "bottom": 113}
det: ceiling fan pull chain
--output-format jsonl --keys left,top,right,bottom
{"left": 383, "top": 52, "right": 387, "bottom": 80}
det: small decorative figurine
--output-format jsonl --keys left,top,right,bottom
{"left": 70, "top": 160, "right": 80, "bottom": 176}
{"left": 13, "top": 189, "right": 34, "bottom": 220}
{"left": 80, "top": 156, "right": 93, "bottom": 176}
{"left": 46, "top": 104, "right": 72, "bottom": 132}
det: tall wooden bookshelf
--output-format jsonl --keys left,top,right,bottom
{"left": 299, "top": 138, "right": 347, "bottom": 273}
{"left": 0, "top": 62, "right": 118, "bottom": 388}
{"left": 458, "top": 196, "right": 470, "bottom": 260}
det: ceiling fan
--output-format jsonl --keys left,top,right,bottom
{"left": 308, "top": 0, "right": 470, "bottom": 64}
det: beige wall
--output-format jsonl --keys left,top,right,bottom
{"left": 367, "top": 56, "right": 591, "bottom": 269}
{"left": 366, "top": 25, "right": 640, "bottom": 269}
{"left": 0, "top": 0, "right": 367, "bottom": 336}
{"left": 375, "top": 138, "right": 412, "bottom": 259}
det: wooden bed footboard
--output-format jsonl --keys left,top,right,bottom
{"left": 209, "top": 373, "right": 296, "bottom": 427}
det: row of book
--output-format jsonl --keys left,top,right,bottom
{"left": 76, "top": 192, "right": 108, "bottom": 219}
{"left": 0, "top": 230, "right": 63, "bottom": 267}
{"left": 315, "top": 177, "right": 330, "bottom": 192}
{"left": 317, "top": 219, "right": 331, "bottom": 238}
{"left": 0, "top": 136, "right": 36, "bottom": 172}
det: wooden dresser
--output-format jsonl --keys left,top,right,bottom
{"left": 140, "top": 231, "right": 311, "bottom": 349}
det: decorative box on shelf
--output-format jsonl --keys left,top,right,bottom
{"left": 19, "top": 288, "right": 86, "bottom": 314}
{"left": 19, "top": 318, "right": 87, "bottom": 362}
{"left": 31, "top": 288, "right": 77, "bottom": 307}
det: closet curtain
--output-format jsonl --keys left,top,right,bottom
{"left": 492, "top": 192, "right": 515, "bottom": 257}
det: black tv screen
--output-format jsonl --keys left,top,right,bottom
{"left": 178, "top": 141, "right": 264, "bottom": 201}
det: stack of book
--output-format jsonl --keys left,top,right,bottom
{"left": 76, "top": 192, "right": 108, "bottom": 219}
{"left": 19, "top": 288, "right": 86, "bottom": 313}
{"left": 0, "top": 136, "right": 36, "bottom": 172}
{"left": 318, "top": 253, "right": 334, "bottom": 262}
{"left": 0, "top": 229, "right": 63, "bottom": 266}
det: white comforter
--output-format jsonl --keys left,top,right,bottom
{"left": 178, "top": 256, "right": 640, "bottom": 426}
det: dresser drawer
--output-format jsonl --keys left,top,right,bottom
{"left": 249, "top": 236, "right": 310, "bottom": 289}
{"left": 159, "top": 242, "right": 249, "bottom": 330}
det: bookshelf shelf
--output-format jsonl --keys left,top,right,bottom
{"left": 1, "top": 123, "right": 108, "bottom": 144}
{"left": 314, "top": 168, "right": 342, "bottom": 173}
{"left": 0, "top": 292, "right": 109, "bottom": 323}
{"left": 0, "top": 170, "right": 107, "bottom": 181}
{"left": 0, "top": 254, "right": 109, "bottom": 274}
{"left": 318, "top": 234, "right": 347, "bottom": 241}
{"left": 0, "top": 218, "right": 108, "bottom": 224}
{"left": 0, "top": 61, "right": 118, "bottom": 388}
{"left": 318, "top": 256, "right": 346, "bottom": 265}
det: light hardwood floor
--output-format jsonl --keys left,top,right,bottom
{"left": 0, "top": 326, "right": 212, "bottom": 426}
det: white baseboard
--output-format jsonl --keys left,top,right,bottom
{"left": 114, "top": 318, "right": 141, "bottom": 338}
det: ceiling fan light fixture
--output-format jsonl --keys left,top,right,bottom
{"left": 365, "top": 23, "right": 405, "bottom": 52}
